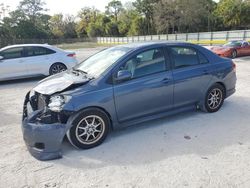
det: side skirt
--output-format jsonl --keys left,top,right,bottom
{"left": 115, "top": 105, "right": 197, "bottom": 130}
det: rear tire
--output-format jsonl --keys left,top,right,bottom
{"left": 204, "top": 83, "right": 225, "bottom": 113}
{"left": 49, "top": 63, "right": 67, "bottom": 75}
{"left": 67, "top": 108, "right": 110, "bottom": 149}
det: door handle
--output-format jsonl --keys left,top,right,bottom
{"left": 203, "top": 70, "right": 209, "bottom": 75}
{"left": 161, "top": 78, "right": 170, "bottom": 84}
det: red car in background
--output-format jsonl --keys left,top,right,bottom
{"left": 210, "top": 40, "right": 250, "bottom": 58}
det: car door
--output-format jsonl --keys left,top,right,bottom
{"left": 0, "top": 47, "right": 28, "bottom": 80}
{"left": 23, "top": 46, "right": 55, "bottom": 75}
{"left": 113, "top": 47, "right": 174, "bottom": 123}
{"left": 241, "top": 42, "right": 250, "bottom": 56}
{"left": 168, "top": 46, "right": 213, "bottom": 108}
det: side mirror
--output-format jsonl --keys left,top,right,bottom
{"left": 116, "top": 70, "right": 132, "bottom": 82}
{"left": 0, "top": 56, "right": 3, "bottom": 61}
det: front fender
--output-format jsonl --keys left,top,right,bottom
{"left": 63, "top": 87, "right": 119, "bottom": 129}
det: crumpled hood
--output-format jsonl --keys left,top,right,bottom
{"left": 33, "top": 72, "right": 90, "bottom": 95}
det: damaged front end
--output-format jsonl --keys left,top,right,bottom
{"left": 22, "top": 91, "right": 73, "bottom": 160}
{"left": 21, "top": 71, "right": 93, "bottom": 160}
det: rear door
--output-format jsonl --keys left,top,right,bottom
{"left": 0, "top": 47, "right": 28, "bottom": 80}
{"left": 23, "top": 46, "right": 56, "bottom": 75}
{"left": 113, "top": 47, "right": 174, "bottom": 123}
{"left": 168, "top": 46, "right": 213, "bottom": 108}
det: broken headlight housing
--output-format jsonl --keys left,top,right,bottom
{"left": 48, "top": 95, "right": 71, "bottom": 112}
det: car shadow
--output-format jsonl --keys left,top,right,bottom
{"left": 0, "top": 76, "right": 45, "bottom": 91}
{"left": 235, "top": 56, "right": 250, "bottom": 62}
{"left": 53, "top": 95, "right": 250, "bottom": 169}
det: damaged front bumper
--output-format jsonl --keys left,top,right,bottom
{"left": 22, "top": 91, "right": 70, "bottom": 161}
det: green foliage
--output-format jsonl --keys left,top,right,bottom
{"left": 18, "top": 0, "right": 46, "bottom": 23}
{"left": 154, "top": 0, "right": 217, "bottom": 33}
{"left": 105, "top": 21, "right": 119, "bottom": 36}
{"left": 214, "top": 0, "right": 250, "bottom": 29}
{"left": 49, "top": 14, "right": 77, "bottom": 38}
{"left": 105, "top": 0, "right": 123, "bottom": 21}
{"left": 49, "top": 14, "right": 64, "bottom": 38}
{"left": 0, "top": 0, "right": 250, "bottom": 41}
{"left": 133, "top": 0, "right": 159, "bottom": 34}
{"left": 0, "top": 0, "right": 50, "bottom": 39}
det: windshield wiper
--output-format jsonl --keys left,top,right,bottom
{"left": 72, "top": 67, "right": 88, "bottom": 75}
{"left": 71, "top": 67, "right": 95, "bottom": 79}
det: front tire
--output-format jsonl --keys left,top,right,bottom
{"left": 204, "top": 84, "right": 225, "bottom": 113}
{"left": 67, "top": 108, "right": 110, "bottom": 149}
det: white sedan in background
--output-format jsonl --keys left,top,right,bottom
{"left": 0, "top": 44, "right": 78, "bottom": 81}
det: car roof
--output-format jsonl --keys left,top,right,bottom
{"left": 229, "top": 40, "right": 247, "bottom": 43}
{"left": 117, "top": 41, "right": 193, "bottom": 50}
{"left": 0, "top": 44, "right": 53, "bottom": 51}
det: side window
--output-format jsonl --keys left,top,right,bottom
{"left": 33, "top": 47, "right": 49, "bottom": 56}
{"left": 121, "top": 48, "right": 166, "bottom": 78}
{"left": 2, "top": 47, "right": 24, "bottom": 59}
{"left": 170, "top": 47, "right": 199, "bottom": 69}
{"left": 198, "top": 52, "right": 209, "bottom": 64}
{"left": 26, "top": 47, "right": 35, "bottom": 57}
{"left": 46, "top": 48, "right": 56, "bottom": 54}
{"left": 25, "top": 47, "right": 55, "bottom": 57}
{"left": 243, "top": 42, "right": 249, "bottom": 47}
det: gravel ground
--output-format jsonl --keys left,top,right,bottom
{"left": 0, "top": 48, "right": 250, "bottom": 188}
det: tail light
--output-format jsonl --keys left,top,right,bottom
{"left": 67, "top": 53, "right": 76, "bottom": 58}
{"left": 232, "top": 61, "right": 236, "bottom": 72}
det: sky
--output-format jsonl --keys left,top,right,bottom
{"left": 0, "top": 0, "right": 135, "bottom": 16}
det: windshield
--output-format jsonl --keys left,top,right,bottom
{"left": 74, "top": 47, "right": 131, "bottom": 77}
{"left": 223, "top": 41, "right": 242, "bottom": 47}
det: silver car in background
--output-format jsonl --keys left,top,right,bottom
{"left": 0, "top": 44, "right": 78, "bottom": 81}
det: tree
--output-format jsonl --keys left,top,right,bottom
{"left": 105, "top": 0, "right": 123, "bottom": 21}
{"left": 0, "top": 0, "right": 51, "bottom": 39}
{"left": 87, "top": 22, "right": 104, "bottom": 37}
{"left": 128, "top": 16, "right": 147, "bottom": 36}
{"left": 133, "top": 0, "right": 159, "bottom": 34}
{"left": 117, "top": 5, "right": 142, "bottom": 36}
{"left": 49, "top": 14, "right": 64, "bottom": 38}
{"left": 63, "top": 15, "right": 77, "bottom": 38}
{"left": 49, "top": 14, "right": 77, "bottom": 38}
{"left": 17, "top": 0, "right": 47, "bottom": 24}
{"left": 154, "top": 0, "right": 216, "bottom": 34}
{"left": 214, "top": 0, "right": 250, "bottom": 29}
{"left": 105, "top": 21, "right": 119, "bottom": 36}
{"left": 154, "top": 0, "right": 179, "bottom": 34}
{"left": 76, "top": 7, "right": 99, "bottom": 37}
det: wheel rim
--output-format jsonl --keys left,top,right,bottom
{"left": 207, "top": 88, "right": 223, "bottom": 110}
{"left": 232, "top": 51, "right": 237, "bottom": 58}
{"left": 75, "top": 115, "right": 105, "bottom": 145}
{"left": 51, "top": 64, "right": 66, "bottom": 74}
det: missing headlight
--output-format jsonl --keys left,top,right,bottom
{"left": 48, "top": 95, "right": 65, "bottom": 112}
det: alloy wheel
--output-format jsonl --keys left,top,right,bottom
{"left": 51, "top": 64, "right": 66, "bottom": 74}
{"left": 207, "top": 88, "right": 223, "bottom": 110}
{"left": 75, "top": 115, "right": 105, "bottom": 145}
